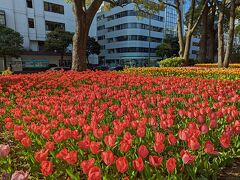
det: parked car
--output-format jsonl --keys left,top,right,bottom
{"left": 93, "top": 65, "right": 109, "bottom": 71}
{"left": 50, "top": 67, "right": 71, "bottom": 71}
{"left": 109, "top": 65, "right": 124, "bottom": 71}
{"left": 48, "top": 64, "right": 58, "bottom": 69}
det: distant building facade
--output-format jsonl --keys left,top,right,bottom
{"left": 97, "top": 2, "right": 166, "bottom": 67}
{"left": 0, "top": 0, "right": 98, "bottom": 71}
{"left": 96, "top": 0, "right": 198, "bottom": 67}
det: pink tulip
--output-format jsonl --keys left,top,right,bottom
{"left": 0, "top": 144, "right": 10, "bottom": 157}
{"left": 11, "top": 171, "right": 28, "bottom": 180}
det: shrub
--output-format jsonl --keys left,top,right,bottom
{"left": 160, "top": 57, "right": 184, "bottom": 67}
{"left": 1, "top": 67, "right": 13, "bottom": 75}
{"left": 189, "top": 59, "right": 198, "bottom": 66}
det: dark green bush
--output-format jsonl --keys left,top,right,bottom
{"left": 189, "top": 59, "right": 198, "bottom": 66}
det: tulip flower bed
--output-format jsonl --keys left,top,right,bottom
{"left": 194, "top": 64, "right": 240, "bottom": 68}
{"left": 123, "top": 67, "right": 240, "bottom": 80}
{"left": 0, "top": 71, "right": 240, "bottom": 179}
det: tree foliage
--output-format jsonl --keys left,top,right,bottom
{"left": 87, "top": 37, "right": 101, "bottom": 58}
{"left": 0, "top": 25, "right": 23, "bottom": 58}
{"left": 45, "top": 28, "right": 73, "bottom": 56}
{"left": 156, "top": 36, "right": 179, "bottom": 59}
{"left": 0, "top": 25, "right": 23, "bottom": 69}
{"left": 156, "top": 42, "right": 172, "bottom": 60}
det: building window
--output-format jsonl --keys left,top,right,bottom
{"left": 38, "top": 41, "right": 45, "bottom": 52}
{"left": 192, "top": 42, "right": 199, "bottom": 46}
{"left": 97, "top": 14, "right": 104, "bottom": 21}
{"left": 97, "top": 25, "right": 105, "bottom": 31}
{"left": 98, "top": 35, "right": 105, "bottom": 40}
{"left": 28, "top": 18, "right": 34, "bottom": 28}
{"left": 44, "top": 2, "right": 64, "bottom": 14}
{"left": 26, "top": 0, "right": 33, "bottom": 8}
{"left": 0, "top": 10, "right": 6, "bottom": 26}
{"left": 45, "top": 21, "right": 65, "bottom": 31}
{"left": 192, "top": 50, "right": 198, "bottom": 55}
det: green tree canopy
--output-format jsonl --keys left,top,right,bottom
{"left": 45, "top": 28, "right": 74, "bottom": 63}
{"left": 156, "top": 36, "right": 179, "bottom": 60}
{"left": 87, "top": 36, "right": 101, "bottom": 59}
{"left": 0, "top": 25, "right": 23, "bottom": 69}
{"left": 156, "top": 42, "right": 172, "bottom": 60}
{"left": 45, "top": 29, "right": 73, "bottom": 52}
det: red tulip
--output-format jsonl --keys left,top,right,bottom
{"left": 137, "top": 127, "right": 146, "bottom": 138}
{"left": 180, "top": 150, "right": 196, "bottom": 164}
{"left": 123, "top": 132, "right": 133, "bottom": 144}
{"left": 188, "top": 137, "right": 200, "bottom": 151}
{"left": 90, "top": 141, "right": 100, "bottom": 154}
{"left": 133, "top": 157, "right": 144, "bottom": 172}
{"left": 200, "top": 124, "right": 209, "bottom": 134}
{"left": 80, "top": 158, "right": 95, "bottom": 175}
{"left": 35, "top": 149, "right": 48, "bottom": 163}
{"left": 78, "top": 136, "right": 91, "bottom": 150}
{"left": 149, "top": 155, "right": 163, "bottom": 167}
{"left": 220, "top": 134, "right": 231, "bottom": 149}
{"left": 204, "top": 140, "right": 219, "bottom": 155}
{"left": 166, "top": 157, "right": 176, "bottom": 173}
{"left": 41, "top": 161, "right": 53, "bottom": 176}
{"left": 137, "top": 145, "right": 149, "bottom": 158}
{"left": 154, "top": 141, "right": 165, "bottom": 153}
{"left": 44, "top": 142, "right": 55, "bottom": 151}
{"left": 101, "top": 150, "right": 115, "bottom": 166}
{"left": 116, "top": 157, "right": 128, "bottom": 173}
{"left": 21, "top": 136, "right": 32, "bottom": 147}
{"left": 209, "top": 119, "right": 217, "bottom": 129}
{"left": 178, "top": 129, "right": 188, "bottom": 141}
{"left": 64, "top": 151, "right": 78, "bottom": 165}
{"left": 168, "top": 133, "right": 177, "bottom": 145}
{"left": 233, "top": 120, "right": 240, "bottom": 134}
{"left": 13, "top": 130, "right": 26, "bottom": 140}
{"left": 104, "top": 134, "right": 116, "bottom": 147}
{"left": 120, "top": 140, "right": 131, "bottom": 153}
{"left": 88, "top": 166, "right": 101, "bottom": 180}
{"left": 155, "top": 132, "right": 165, "bottom": 142}
{"left": 56, "top": 148, "right": 68, "bottom": 160}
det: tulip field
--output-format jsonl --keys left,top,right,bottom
{"left": 124, "top": 67, "right": 240, "bottom": 80}
{"left": 0, "top": 70, "right": 240, "bottom": 179}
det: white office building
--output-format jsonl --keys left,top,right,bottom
{"left": 97, "top": 3, "right": 166, "bottom": 67}
{"left": 0, "top": 0, "right": 98, "bottom": 71}
{"left": 96, "top": 1, "right": 200, "bottom": 67}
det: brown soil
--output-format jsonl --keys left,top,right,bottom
{"left": 218, "top": 159, "right": 240, "bottom": 180}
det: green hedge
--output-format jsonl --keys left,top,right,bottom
{"left": 160, "top": 57, "right": 184, "bottom": 67}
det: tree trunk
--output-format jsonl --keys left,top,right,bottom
{"left": 183, "top": 0, "right": 208, "bottom": 65}
{"left": 60, "top": 53, "right": 64, "bottom": 66}
{"left": 71, "top": 0, "right": 103, "bottom": 71}
{"left": 183, "top": 0, "right": 196, "bottom": 65}
{"left": 183, "top": 31, "right": 192, "bottom": 65}
{"left": 217, "top": 1, "right": 225, "bottom": 68}
{"left": 199, "top": 5, "right": 208, "bottom": 63}
{"left": 72, "top": 10, "right": 89, "bottom": 71}
{"left": 207, "top": 2, "right": 216, "bottom": 63}
{"left": 223, "top": 0, "right": 236, "bottom": 68}
{"left": 3, "top": 55, "right": 7, "bottom": 70}
{"left": 176, "top": 0, "right": 184, "bottom": 58}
